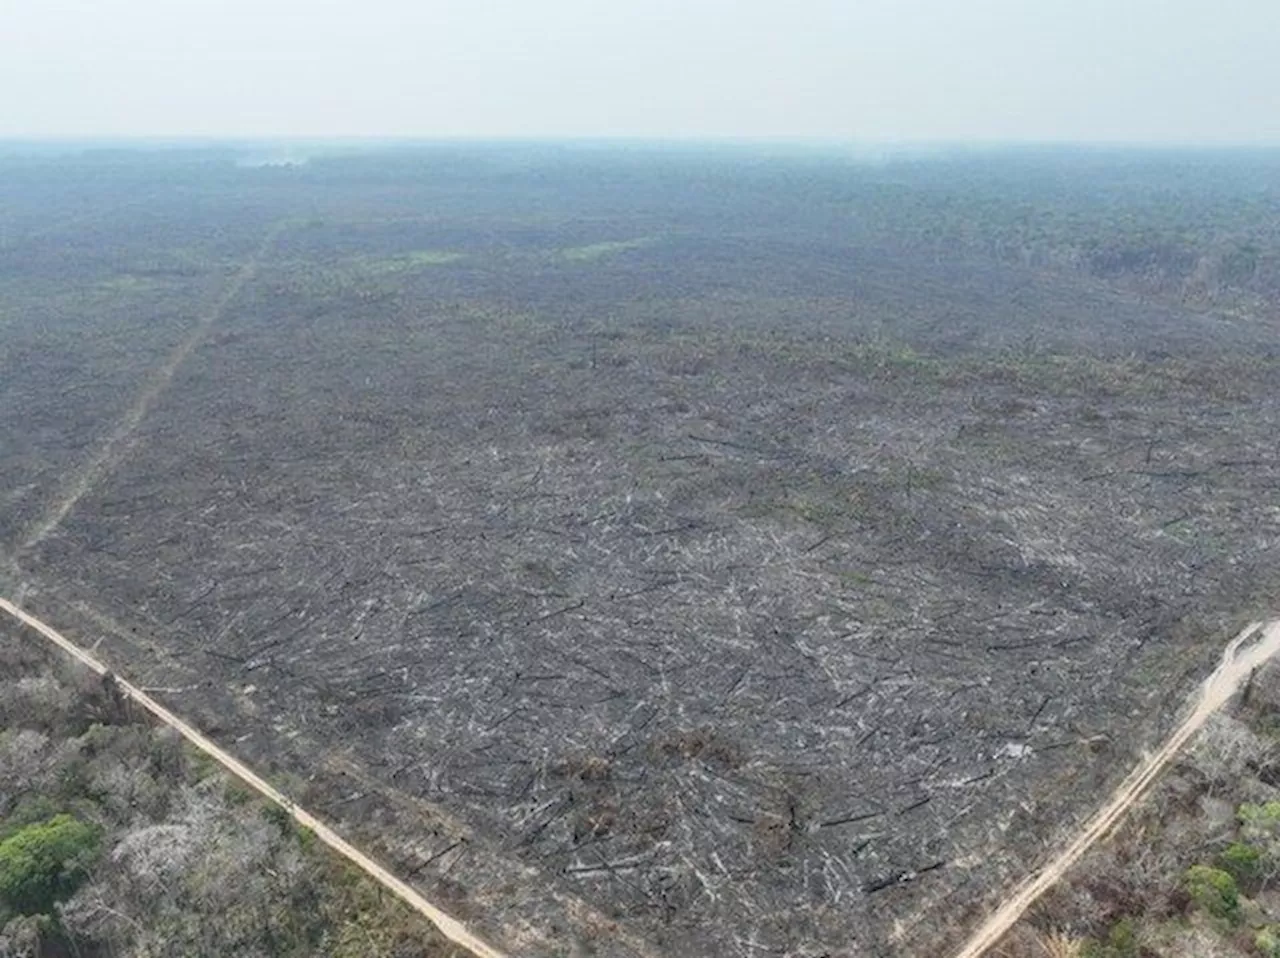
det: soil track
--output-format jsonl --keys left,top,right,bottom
{"left": 0, "top": 596, "right": 508, "bottom": 958}
{"left": 952, "top": 618, "right": 1280, "bottom": 958}
{"left": 16, "top": 223, "right": 284, "bottom": 554}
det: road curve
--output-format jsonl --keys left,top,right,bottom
{"left": 952, "top": 618, "right": 1280, "bottom": 958}
{"left": 0, "top": 597, "right": 509, "bottom": 958}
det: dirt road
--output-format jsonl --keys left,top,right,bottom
{"left": 0, "top": 597, "right": 509, "bottom": 958}
{"left": 952, "top": 618, "right": 1280, "bottom": 958}
{"left": 18, "top": 224, "right": 283, "bottom": 553}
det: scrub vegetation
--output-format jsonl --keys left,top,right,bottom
{"left": 997, "top": 659, "right": 1280, "bottom": 958}
{"left": 0, "top": 619, "right": 463, "bottom": 957}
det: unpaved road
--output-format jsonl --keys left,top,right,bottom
{"left": 18, "top": 224, "right": 283, "bottom": 553}
{"left": 0, "top": 597, "right": 509, "bottom": 958}
{"left": 952, "top": 618, "right": 1280, "bottom": 958}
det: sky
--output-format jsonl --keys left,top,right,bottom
{"left": 2, "top": 0, "right": 1278, "bottom": 143}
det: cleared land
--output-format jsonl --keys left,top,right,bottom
{"left": 2, "top": 145, "right": 1279, "bottom": 956}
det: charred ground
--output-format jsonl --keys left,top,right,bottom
{"left": 2, "top": 144, "right": 1280, "bottom": 957}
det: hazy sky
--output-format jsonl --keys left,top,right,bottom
{"left": 3, "top": 0, "right": 1278, "bottom": 143}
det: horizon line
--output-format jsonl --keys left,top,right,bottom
{"left": 3, "top": 133, "right": 1280, "bottom": 152}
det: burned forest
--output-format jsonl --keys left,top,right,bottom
{"left": 3, "top": 144, "right": 1280, "bottom": 957}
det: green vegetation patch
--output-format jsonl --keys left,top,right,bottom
{"left": 1183, "top": 864, "right": 1240, "bottom": 923}
{"left": 1082, "top": 918, "right": 1139, "bottom": 958}
{"left": 95, "top": 274, "right": 170, "bottom": 294}
{"left": 1257, "top": 926, "right": 1280, "bottom": 958}
{"left": 1218, "top": 841, "right": 1264, "bottom": 884}
{"left": 0, "top": 814, "right": 102, "bottom": 918}
{"left": 558, "top": 236, "right": 657, "bottom": 262}
{"left": 350, "top": 249, "right": 466, "bottom": 275}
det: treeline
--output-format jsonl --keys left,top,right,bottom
{"left": 848, "top": 149, "right": 1280, "bottom": 314}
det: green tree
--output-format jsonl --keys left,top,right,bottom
{"left": 0, "top": 814, "right": 102, "bottom": 917}
{"left": 1183, "top": 864, "right": 1240, "bottom": 923}
{"left": 1218, "top": 841, "right": 1264, "bottom": 884}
